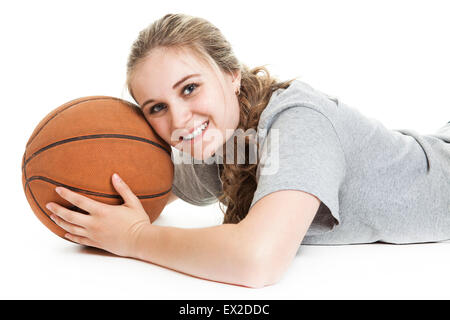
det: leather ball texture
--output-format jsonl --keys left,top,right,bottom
{"left": 21, "top": 96, "right": 173, "bottom": 240}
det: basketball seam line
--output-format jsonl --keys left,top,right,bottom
{"left": 25, "top": 175, "right": 171, "bottom": 199}
{"left": 26, "top": 177, "right": 55, "bottom": 224}
{"left": 22, "top": 133, "right": 171, "bottom": 169}
{"left": 25, "top": 96, "right": 134, "bottom": 148}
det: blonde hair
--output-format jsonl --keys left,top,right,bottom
{"left": 126, "top": 13, "right": 297, "bottom": 223}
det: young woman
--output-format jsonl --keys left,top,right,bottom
{"left": 45, "top": 13, "right": 450, "bottom": 288}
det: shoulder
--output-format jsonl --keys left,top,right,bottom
{"left": 257, "top": 79, "right": 340, "bottom": 134}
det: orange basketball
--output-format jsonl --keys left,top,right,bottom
{"left": 21, "top": 96, "right": 173, "bottom": 240}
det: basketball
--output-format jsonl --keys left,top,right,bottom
{"left": 21, "top": 96, "right": 173, "bottom": 240}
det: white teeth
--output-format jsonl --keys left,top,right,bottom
{"left": 182, "top": 121, "right": 208, "bottom": 141}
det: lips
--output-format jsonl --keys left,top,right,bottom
{"left": 179, "top": 120, "right": 209, "bottom": 140}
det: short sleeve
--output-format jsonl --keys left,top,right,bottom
{"left": 171, "top": 149, "right": 223, "bottom": 206}
{"left": 250, "top": 106, "right": 346, "bottom": 235}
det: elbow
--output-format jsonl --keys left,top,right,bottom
{"left": 238, "top": 251, "right": 284, "bottom": 289}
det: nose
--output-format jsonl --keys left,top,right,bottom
{"left": 170, "top": 103, "right": 192, "bottom": 134}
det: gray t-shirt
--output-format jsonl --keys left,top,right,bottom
{"left": 171, "top": 79, "right": 450, "bottom": 245}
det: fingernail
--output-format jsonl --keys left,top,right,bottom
{"left": 46, "top": 203, "right": 52, "bottom": 210}
{"left": 113, "top": 173, "right": 121, "bottom": 182}
{"left": 55, "top": 187, "right": 61, "bottom": 194}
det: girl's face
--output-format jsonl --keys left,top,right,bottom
{"left": 130, "top": 47, "right": 241, "bottom": 160}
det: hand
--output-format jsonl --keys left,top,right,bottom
{"left": 45, "top": 173, "right": 151, "bottom": 258}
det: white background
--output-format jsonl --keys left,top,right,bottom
{"left": 2, "top": 0, "right": 450, "bottom": 299}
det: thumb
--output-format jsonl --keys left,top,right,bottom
{"left": 112, "top": 173, "right": 142, "bottom": 208}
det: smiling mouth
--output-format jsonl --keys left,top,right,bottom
{"left": 179, "top": 120, "right": 209, "bottom": 142}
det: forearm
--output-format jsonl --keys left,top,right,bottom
{"left": 132, "top": 223, "right": 260, "bottom": 287}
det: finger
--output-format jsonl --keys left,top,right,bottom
{"left": 46, "top": 202, "right": 90, "bottom": 227}
{"left": 112, "top": 173, "right": 142, "bottom": 208}
{"left": 55, "top": 187, "right": 103, "bottom": 215}
{"left": 49, "top": 212, "right": 88, "bottom": 238}
{"left": 64, "top": 233, "right": 97, "bottom": 247}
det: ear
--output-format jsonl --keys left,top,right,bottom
{"left": 231, "top": 69, "right": 241, "bottom": 87}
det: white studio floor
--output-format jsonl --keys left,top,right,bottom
{"left": 3, "top": 196, "right": 450, "bottom": 300}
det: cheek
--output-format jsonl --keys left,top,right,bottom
{"left": 195, "top": 97, "right": 214, "bottom": 117}
{"left": 231, "top": 100, "right": 240, "bottom": 125}
{"left": 220, "top": 97, "right": 240, "bottom": 130}
{"left": 147, "top": 120, "right": 169, "bottom": 140}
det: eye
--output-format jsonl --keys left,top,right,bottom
{"left": 149, "top": 104, "right": 166, "bottom": 114}
{"left": 147, "top": 82, "right": 199, "bottom": 116}
{"left": 182, "top": 82, "right": 199, "bottom": 95}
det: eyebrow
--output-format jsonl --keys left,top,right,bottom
{"left": 140, "top": 73, "right": 201, "bottom": 111}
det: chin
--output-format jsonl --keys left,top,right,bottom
{"left": 175, "top": 131, "right": 223, "bottom": 161}
{"left": 191, "top": 149, "right": 208, "bottom": 161}
{"left": 193, "top": 144, "right": 217, "bottom": 162}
